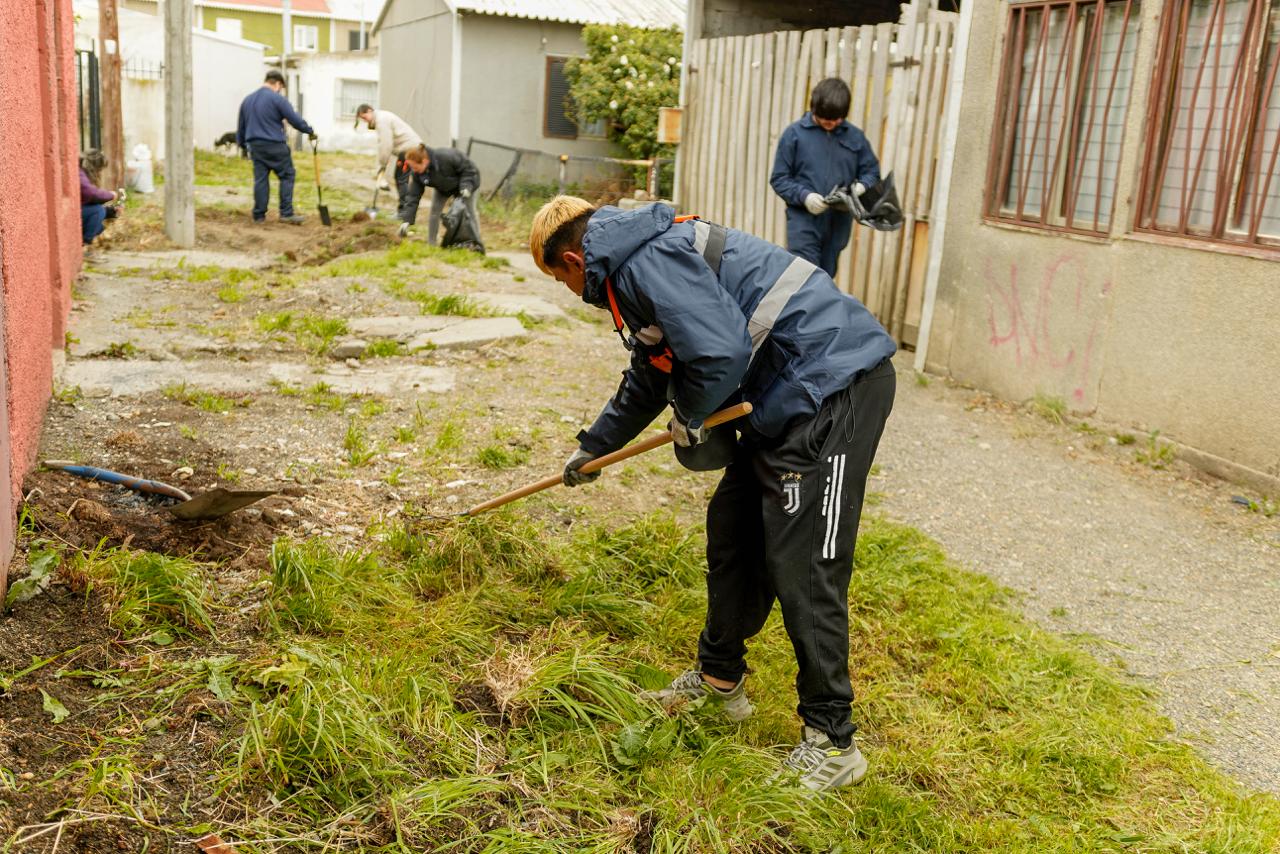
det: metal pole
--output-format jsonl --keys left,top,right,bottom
{"left": 164, "top": 0, "right": 195, "bottom": 247}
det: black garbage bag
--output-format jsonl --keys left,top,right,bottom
{"left": 824, "top": 172, "right": 904, "bottom": 231}
{"left": 441, "top": 196, "right": 485, "bottom": 254}
{"left": 852, "top": 172, "right": 904, "bottom": 231}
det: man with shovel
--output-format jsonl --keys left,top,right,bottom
{"left": 236, "top": 69, "right": 316, "bottom": 225}
{"left": 528, "top": 196, "right": 897, "bottom": 791}
{"left": 353, "top": 104, "right": 423, "bottom": 222}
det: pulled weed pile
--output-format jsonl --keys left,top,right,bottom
{"left": 2, "top": 512, "right": 1279, "bottom": 852}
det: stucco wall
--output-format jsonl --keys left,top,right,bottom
{"left": 0, "top": 0, "right": 80, "bottom": 579}
{"left": 927, "top": 1, "right": 1280, "bottom": 487}
{"left": 458, "top": 15, "right": 618, "bottom": 161}
{"left": 193, "top": 31, "right": 269, "bottom": 150}
{"left": 296, "top": 51, "right": 379, "bottom": 152}
{"left": 378, "top": 0, "right": 452, "bottom": 146}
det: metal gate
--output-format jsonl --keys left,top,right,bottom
{"left": 76, "top": 49, "right": 102, "bottom": 152}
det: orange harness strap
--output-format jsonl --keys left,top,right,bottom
{"left": 603, "top": 214, "right": 700, "bottom": 375}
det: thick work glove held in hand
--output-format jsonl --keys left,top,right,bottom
{"left": 804, "top": 192, "right": 829, "bottom": 215}
{"left": 670, "top": 412, "right": 707, "bottom": 448}
{"left": 563, "top": 448, "right": 599, "bottom": 487}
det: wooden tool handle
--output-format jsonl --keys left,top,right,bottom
{"left": 464, "top": 401, "right": 753, "bottom": 517}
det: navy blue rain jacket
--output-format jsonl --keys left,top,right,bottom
{"left": 236, "top": 87, "right": 314, "bottom": 146}
{"left": 770, "top": 113, "right": 880, "bottom": 206}
{"left": 576, "top": 204, "right": 896, "bottom": 455}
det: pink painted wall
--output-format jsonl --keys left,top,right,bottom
{"left": 0, "top": 0, "right": 80, "bottom": 583}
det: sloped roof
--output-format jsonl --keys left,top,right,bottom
{"left": 325, "top": 0, "right": 385, "bottom": 21}
{"left": 375, "top": 0, "right": 684, "bottom": 34}
{"left": 453, "top": 0, "right": 683, "bottom": 28}
{"left": 200, "top": 0, "right": 332, "bottom": 14}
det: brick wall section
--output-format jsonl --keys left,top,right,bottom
{"left": 0, "top": 0, "right": 80, "bottom": 589}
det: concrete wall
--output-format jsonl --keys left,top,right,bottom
{"left": 378, "top": 0, "right": 453, "bottom": 145}
{"left": 926, "top": 0, "right": 1280, "bottom": 489}
{"left": 74, "top": 4, "right": 267, "bottom": 160}
{"left": 458, "top": 13, "right": 619, "bottom": 179}
{"left": 0, "top": 0, "right": 81, "bottom": 584}
{"left": 295, "top": 51, "right": 379, "bottom": 152}
{"left": 193, "top": 31, "right": 269, "bottom": 150}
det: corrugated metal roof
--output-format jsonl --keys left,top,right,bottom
{"left": 325, "top": 0, "right": 385, "bottom": 22}
{"left": 452, "top": 0, "right": 684, "bottom": 30}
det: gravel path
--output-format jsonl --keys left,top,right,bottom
{"left": 874, "top": 358, "right": 1280, "bottom": 794}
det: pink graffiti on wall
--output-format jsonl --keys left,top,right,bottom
{"left": 985, "top": 253, "right": 1111, "bottom": 404}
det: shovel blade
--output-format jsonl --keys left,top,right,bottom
{"left": 319, "top": 204, "right": 332, "bottom": 227}
{"left": 169, "top": 488, "right": 276, "bottom": 521}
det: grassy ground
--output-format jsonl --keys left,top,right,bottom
{"left": 5, "top": 505, "right": 1279, "bottom": 852}
{"left": 7, "top": 154, "right": 1280, "bottom": 851}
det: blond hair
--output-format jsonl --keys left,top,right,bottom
{"left": 528, "top": 195, "right": 595, "bottom": 275}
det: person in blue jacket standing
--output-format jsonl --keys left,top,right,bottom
{"left": 770, "top": 78, "right": 880, "bottom": 277}
{"left": 236, "top": 70, "right": 316, "bottom": 225}
{"left": 529, "top": 196, "right": 897, "bottom": 791}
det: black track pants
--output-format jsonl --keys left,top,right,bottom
{"left": 698, "top": 358, "right": 895, "bottom": 747}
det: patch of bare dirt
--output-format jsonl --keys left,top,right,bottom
{"left": 101, "top": 204, "right": 399, "bottom": 263}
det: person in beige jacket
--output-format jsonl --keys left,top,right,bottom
{"left": 354, "top": 104, "right": 424, "bottom": 222}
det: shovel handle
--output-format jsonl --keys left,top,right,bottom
{"left": 42, "top": 462, "right": 193, "bottom": 502}
{"left": 464, "top": 402, "right": 753, "bottom": 517}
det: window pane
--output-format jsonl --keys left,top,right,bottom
{"left": 988, "top": 1, "right": 1139, "bottom": 233}
{"left": 1004, "top": 7, "right": 1072, "bottom": 219}
{"left": 1152, "top": 0, "right": 1253, "bottom": 231}
{"left": 1241, "top": 7, "right": 1280, "bottom": 238}
{"left": 545, "top": 58, "right": 577, "bottom": 139}
{"left": 1070, "top": 3, "right": 1140, "bottom": 228}
{"left": 337, "top": 79, "right": 377, "bottom": 117}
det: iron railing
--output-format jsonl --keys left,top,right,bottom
{"left": 1135, "top": 0, "right": 1280, "bottom": 248}
{"left": 984, "top": 0, "right": 1140, "bottom": 235}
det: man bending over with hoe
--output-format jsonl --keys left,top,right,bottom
{"left": 528, "top": 197, "right": 897, "bottom": 791}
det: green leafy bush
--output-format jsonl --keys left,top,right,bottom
{"left": 566, "top": 25, "right": 683, "bottom": 161}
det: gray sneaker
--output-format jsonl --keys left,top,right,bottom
{"left": 280, "top": 214, "right": 306, "bottom": 225}
{"left": 780, "top": 726, "right": 869, "bottom": 791}
{"left": 639, "top": 669, "right": 754, "bottom": 721}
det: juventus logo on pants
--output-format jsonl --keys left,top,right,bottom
{"left": 820, "top": 454, "right": 846, "bottom": 560}
{"left": 781, "top": 472, "right": 802, "bottom": 516}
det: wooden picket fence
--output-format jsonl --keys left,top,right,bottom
{"left": 678, "top": 0, "right": 959, "bottom": 346}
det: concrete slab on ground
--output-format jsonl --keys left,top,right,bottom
{"left": 60, "top": 358, "right": 454, "bottom": 398}
{"left": 470, "top": 292, "right": 565, "bottom": 321}
{"left": 407, "top": 317, "right": 527, "bottom": 350}
{"left": 92, "top": 249, "right": 275, "bottom": 272}
{"left": 348, "top": 316, "right": 453, "bottom": 342}
{"left": 349, "top": 315, "right": 528, "bottom": 349}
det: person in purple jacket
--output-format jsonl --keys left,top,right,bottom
{"left": 80, "top": 166, "right": 120, "bottom": 245}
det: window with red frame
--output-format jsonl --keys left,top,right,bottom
{"left": 985, "top": 0, "right": 1141, "bottom": 235}
{"left": 1136, "top": 0, "right": 1280, "bottom": 248}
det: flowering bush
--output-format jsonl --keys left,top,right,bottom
{"left": 565, "top": 25, "right": 683, "bottom": 162}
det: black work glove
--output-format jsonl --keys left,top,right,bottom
{"left": 308, "top": 133, "right": 318, "bottom": 142}
{"left": 563, "top": 448, "right": 599, "bottom": 487}
{"left": 669, "top": 408, "right": 707, "bottom": 448}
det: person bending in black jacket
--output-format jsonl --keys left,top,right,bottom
{"left": 399, "top": 144, "right": 481, "bottom": 245}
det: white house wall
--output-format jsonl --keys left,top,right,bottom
{"left": 295, "top": 52, "right": 380, "bottom": 152}
{"left": 193, "top": 32, "right": 268, "bottom": 152}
